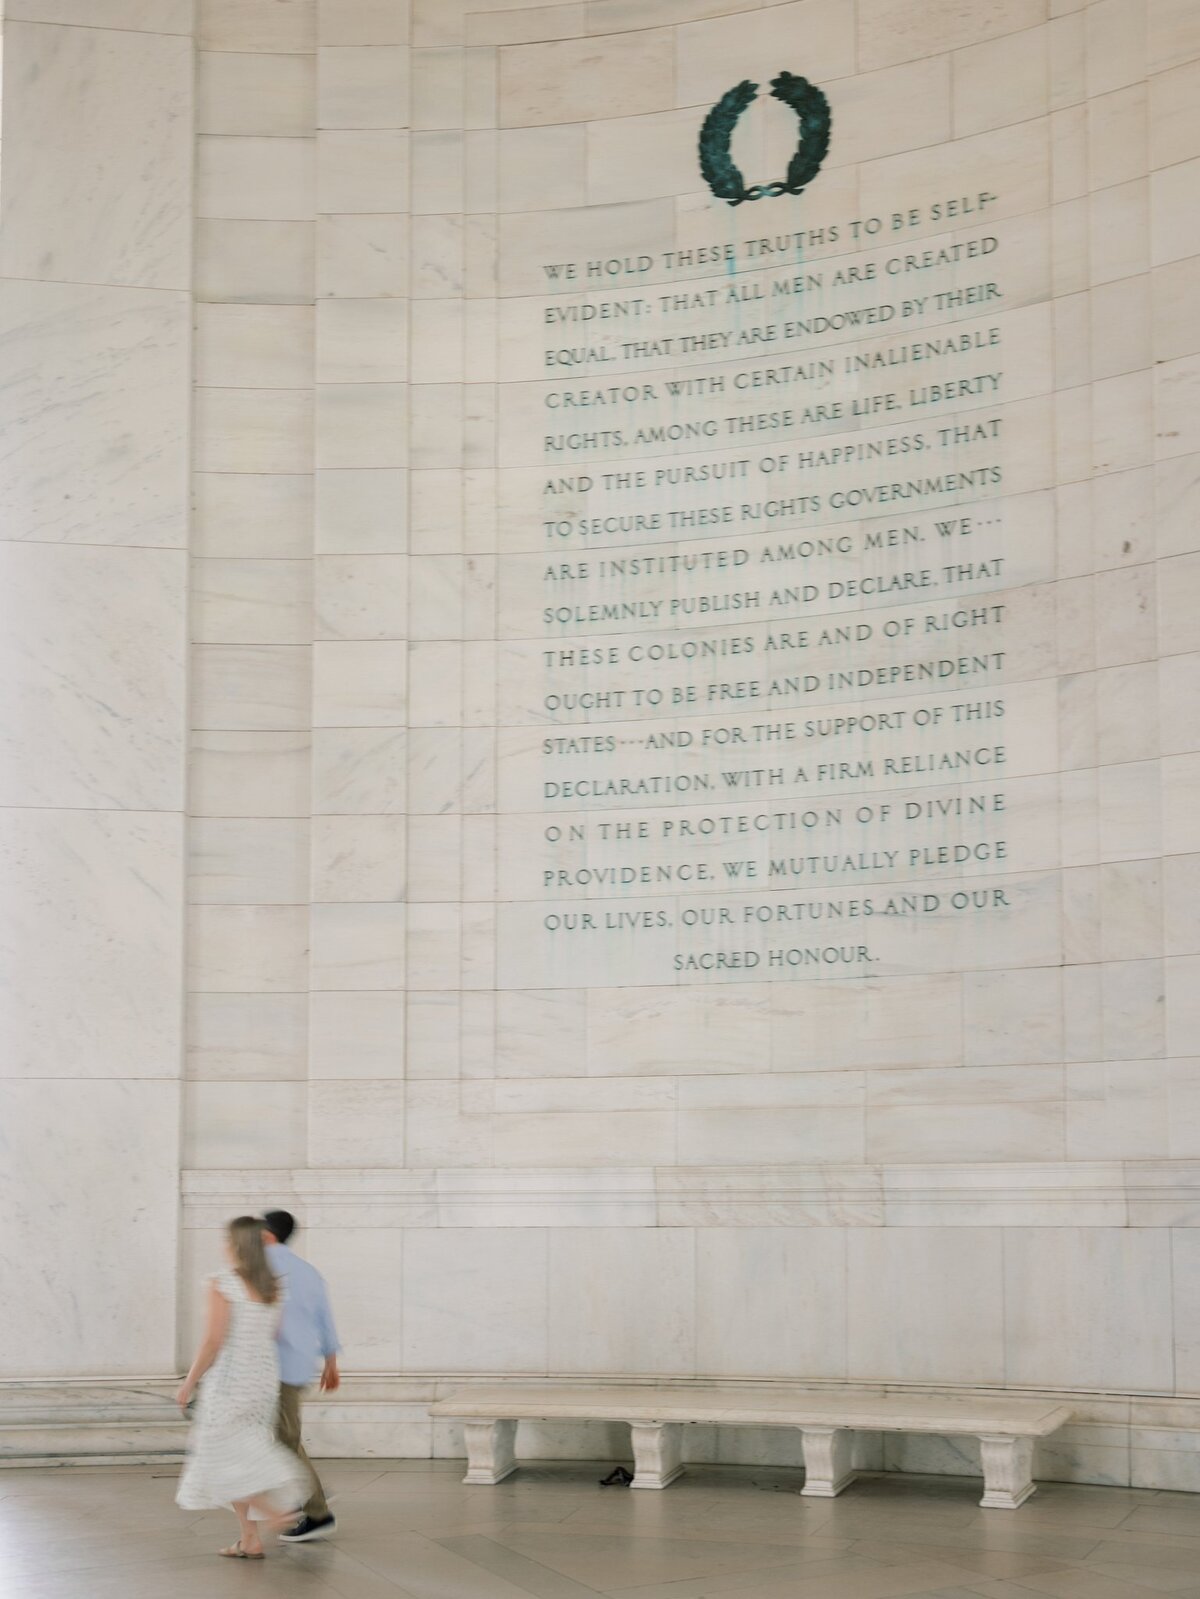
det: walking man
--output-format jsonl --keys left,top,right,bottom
{"left": 262, "top": 1209, "right": 340, "bottom": 1542}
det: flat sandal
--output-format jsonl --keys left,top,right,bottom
{"left": 219, "top": 1541, "right": 265, "bottom": 1560}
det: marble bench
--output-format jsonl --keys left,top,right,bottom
{"left": 430, "top": 1384, "right": 1073, "bottom": 1510}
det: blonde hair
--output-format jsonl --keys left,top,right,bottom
{"left": 228, "top": 1215, "right": 279, "bottom": 1304}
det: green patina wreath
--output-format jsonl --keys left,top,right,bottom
{"left": 699, "top": 71, "right": 831, "bottom": 206}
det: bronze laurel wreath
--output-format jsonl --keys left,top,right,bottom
{"left": 698, "top": 71, "right": 831, "bottom": 206}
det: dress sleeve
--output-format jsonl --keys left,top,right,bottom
{"left": 210, "top": 1269, "right": 244, "bottom": 1302}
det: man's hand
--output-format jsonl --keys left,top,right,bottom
{"left": 320, "top": 1356, "right": 340, "bottom": 1393}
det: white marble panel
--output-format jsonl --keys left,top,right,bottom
{"left": 315, "top": 555, "right": 410, "bottom": 639}
{"left": 1155, "top": 256, "right": 1200, "bottom": 363}
{"left": 318, "top": 130, "right": 411, "bottom": 212}
{"left": 319, "top": 44, "right": 410, "bottom": 128}
{"left": 195, "top": 219, "right": 315, "bottom": 305}
{"left": 306, "top": 1227, "right": 403, "bottom": 1370}
{"left": 312, "top": 727, "right": 407, "bottom": 812}
{"left": 0, "top": 1080, "right": 180, "bottom": 1377}
{"left": 496, "top": 988, "right": 587, "bottom": 1077}
{"left": 406, "top": 991, "right": 460, "bottom": 1080}
{"left": 310, "top": 902, "right": 407, "bottom": 989}
{"left": 493, "top": 1110, "right": 677, "bottom": 1167}
{"left": 499, "top": 29, "right": 671, "bottom": 127}
{"left": 198, "top": 49, "right": 314, "bottom": 138}
{"left": 0, "top": 279, "right": 188, "bottom": 547}
{"left": 309, "top": 991, "right": 406, "bottom": 1079}
{"left": 188, "top": 904, "right": 308, "bottom": 994}
{"left": 191, "top": 644, "right": 311, "bottom": 731}
{"left": 194, "top": 305, "right": 314, "bottom": 389}
{"left": 402, "top": 1228, "right": 548, "bottom": 1370}
{"left": 316, "top": 300, "right": 409, "bottom": 385}
{"left": 193, "top": 474, "right": 313, "bottom": 560}
{"left": 312, "top": 642, "right": 408, "bottom": 728}
{"left": 847, "top": 1228, "right": 1005, "bottom": 1385}
{"left": 187, "top": 992, "right": 307, "bottom": 1081}
{"left": 1150, "top": 56, "right": 1200, "bottom": 168}
{"left": 190, "top": 731, "right": 311, "bottom": 817}
{"left": 194, "top": 388, "right": 314, "bottom": 474}
{"left": 0, "top": 543, "right": 184, "bottom": 810}
{"left": 1166, "top": 955, "right": 1200, "bottom": 1060}
{"left": 191, "top": 558, "right": 312, "bottom": 645}
{"left": 183, "top": 1080, "right": 308, "bottom": 1169}
{"left": 547, "top": 1229, "right": 695, "bottom": 1375}
{"left": 1151, "top": 156, "right": 1200, "bottom": 266}
{"left": 318, "top": 214, "right": 409, "bottom": 300}
{"left": 189, "top": 817, "right": 308, "bottom": 905}
{"left": 954, "top": 24, "right": 1050, "bottom": 136}
{"left": 962, "top": 967, "right": 1063, "bottom": 1066}
{"left": 312, "top": 814, "right": 407, "bottom": 901}
{"left": 10, "top": 0, "right": 190, "bottom": 24}
{"left": 199, "top": 0, "right": 316, "bottom": 51}
{"left": 1173, "top": 1230, "right": 1200, "bottom": 1393}
{"left": 1066, "top": 1061, "right": 1170, "bottom": 1159}
{"left": 868, "top": 1102, "right": 1065, "bottom": 1163}
{"left": 316, "top": 385, "right": 409, "bottom": 469}
{"left": 1164, "top": 856, "right": 1200, "bottom": 958}
{"left": 407, "top": 824, "right": 464, "bottom": 914}
{"left": 318, "top": 0, "right": 407, "bottom": 47}
{"left": 196, "top": 136, "right": 315, "bottom": 221}
{"left": 588, "top": 985, "right": 771, "bottom": 1077}
{"left": 309, "top": 1080, "right": 406, "bottom": 1164}
{"left": 405, "top": 1080, "right": 494, "bottom": 1165}
{"left": 495, "top": 124, "right": 586, "bottom": 211}
{"left": 695, "top": 1230, "right": 846, "bottom": 1380}
{"left": 315, "top": 470, "right": 408, "bottom": 557}
{"left": 0, "top": 21, "right": 190, "bottom": 290}
{"left": 0, "top": 809, "right": 183, "bottom": 1079}
{"left": 679, "top": 1107, "right": 864, "bottom": 1166}
{"left": 1100, "top": 957, "right": 1166, "bottom": 1060}
{"left": 675, "top": 0, "right": 854, "bottom": 108}
{"left": 1004, "top": 1228, "right": 1174, "bottom": 1390}
{"left": 773, "top": 975, "right": 963, "bottom": 1070}
{"left": 856, "top": 0, "right": 1043, "bottom": 71}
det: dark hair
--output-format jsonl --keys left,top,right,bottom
{"left": 262, "top": 1209, "right": 296, "bottom": 1244}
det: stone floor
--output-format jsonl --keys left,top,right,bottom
{"left": 3, "top": 1459, "right": 1200, "bottom": 1599}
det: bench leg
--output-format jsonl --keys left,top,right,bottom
{"left": 978, "top": 1434, "right": 1035, "bottom": 1510}
{"left": 629, "top": 1422, "right": 683, "bottom": 1489}
{"left": 462, "top": 1419, "right": 517, "bottom": 1485}
{"left": 800, "top": 1426, "right": 856, "bottom": 1498}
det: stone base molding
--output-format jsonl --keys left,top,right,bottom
{"left": 4, "top": 1376, "right": 1200, "bottom": 1494}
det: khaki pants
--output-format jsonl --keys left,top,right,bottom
{"left": 277, "top": 1383, "right": 329, "bottom": 1521}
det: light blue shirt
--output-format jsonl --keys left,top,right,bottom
{"left": 267, "top": 1243, "right": 340, "bottom": 1388}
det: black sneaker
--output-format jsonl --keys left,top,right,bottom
{"left": 280, "top": 1514, "right": 336, "bottom": 1543}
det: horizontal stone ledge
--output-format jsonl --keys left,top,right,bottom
{"left": 179, "top": 1161, "right": 1200, "bottom": 1228}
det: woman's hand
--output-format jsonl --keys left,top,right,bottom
{"left": 176, "top": 1381, "right": 194, "bottom": 1413}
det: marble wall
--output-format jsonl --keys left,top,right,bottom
{"left": 172, "top": 0, "right": 1200, "bottom": 1493}
{"left": 0, "top": 1, "right": 192, "bottom": 1379}
{"left": 4, "top": 0, "right": 1200, "bottom": 1491}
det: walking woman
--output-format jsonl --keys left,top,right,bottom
{"left": 176, "top": 1216, "right": 309, "bottom": 1558}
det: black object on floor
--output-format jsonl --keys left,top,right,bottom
{"left": 599, "top": 1466, "right": 634, "bottom": 1486}
{"left": 280, "top": 1513, "right": 337, "bottom": 1542}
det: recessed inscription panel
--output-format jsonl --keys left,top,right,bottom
{"left": 492, "top": 146, "right": 1062, "bottom": 990}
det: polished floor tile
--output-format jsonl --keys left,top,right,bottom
{"left": 0, "top": 1462, "right": 1199, "bottom": 1599}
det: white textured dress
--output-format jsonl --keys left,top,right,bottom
{"left": 176, "top": 1271, "right": 309, "bottom": 1513}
